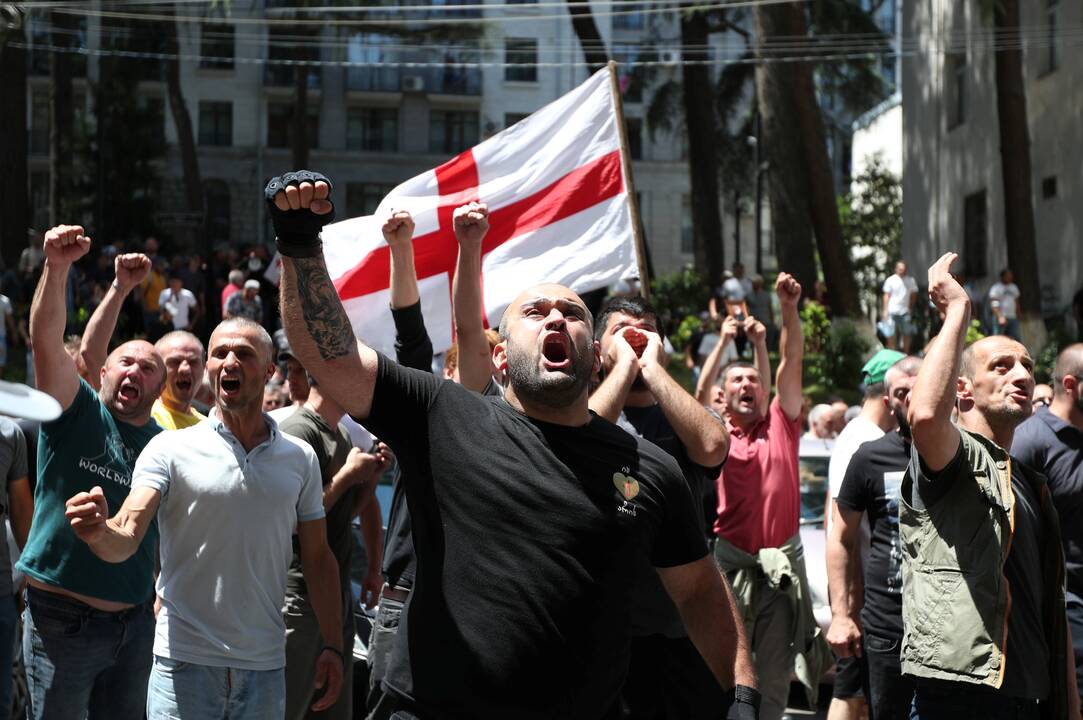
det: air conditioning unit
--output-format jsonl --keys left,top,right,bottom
{"left": 401, "top": 75, "right": 425, "bottom": 93}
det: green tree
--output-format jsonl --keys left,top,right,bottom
{"left": 838, "top": 154, "right": 901, "bottom": 318}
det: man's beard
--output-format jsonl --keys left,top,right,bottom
{"left": 892, "top": 403, "right": 911, "bottom": 440}
{"left": 506, "top": 337, "right": 594, "bottom": 410}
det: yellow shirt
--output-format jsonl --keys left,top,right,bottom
{"left": 151, "top": 400, "right": 206, "bottom": 431}
{"left": 142, "top": 271, "right": 167, "bottom": 311}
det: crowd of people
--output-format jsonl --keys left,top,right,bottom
{"left": 0, "top": 169, "right": 1080, "bottom": 720}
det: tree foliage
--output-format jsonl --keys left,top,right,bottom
{"left": 837, "top": 154, "right": 901, "bottom": 318}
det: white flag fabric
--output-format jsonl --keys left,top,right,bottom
{"left": 321, "top": 67, "right": 638, "bottom": 357}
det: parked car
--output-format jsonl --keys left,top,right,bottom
{"left": 798, "top": 437, "right": 834, "bottom": 635}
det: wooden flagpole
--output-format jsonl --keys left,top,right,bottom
{"left": 607, "top": 60, "right": 651, "bottom": 299}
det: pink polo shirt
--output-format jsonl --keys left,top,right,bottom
{"left": 714, "top": 396, "right": 801, "bottom": 553}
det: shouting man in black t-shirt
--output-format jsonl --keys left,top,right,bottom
{"left": 589, "top": 295, "right": 734, "bottom": 719}
{"left": 827, "top": 354, "right": 921, "bottom": 719}
{"left": 267, "top": 171, "right": 758, "bottom": 720}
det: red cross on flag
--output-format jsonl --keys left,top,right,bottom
{"left": 320, "top": 66, "right": 641, "bottom": 357}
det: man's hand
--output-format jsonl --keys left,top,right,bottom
{"left": 926, "top": 253, "right": 969, "bottom": 316}
{"left": 720, "top": 316, "right": 740, "bottom": 347}
{"left": 775, "top": 272, "right": 802, "bottom": 308}
{"left": 826, "top": 614, "right": 863, "bottom": 659}
{"left": 744, "top": 316, "right": 766, "bottom": 345}
{"left": 65, "top": 486, "right": 109, "bottom": 545}
{"left": 634, "top": 329, "right": 668, "bottom": 370}
{"left": 605, "top": 327, "right": 642, "bottom": 369}
{"left": 382, "top": 210, "right": 415, "bottom": 248}
{"left": 114, "top": 253, "right": 151, "bottom": 292}
{"left": 265, "top": 171, "right": 335, "bottom": 258}
{"left": 43, "top": 225, "right": 92, "bottom": 267}
{"left": 362, "top": 568, "right": 382, "bottom": 610}
{"left": 310, "top": 648, "right": 344, "bottom": 712}
{"left": 452, "top": 202, "right": 489, "bottom": 249}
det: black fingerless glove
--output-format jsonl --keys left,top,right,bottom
{"left": 724, "top": 685, "right": 761, "bottom": 720}
{"left": 264, "top": 170, "right": 337, "bottom": 258}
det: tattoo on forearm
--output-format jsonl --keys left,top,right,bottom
{"left": 292, "top": 257, "right": 354, "bottom": 361}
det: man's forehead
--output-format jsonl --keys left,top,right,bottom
{"left": 974, "top": 337, "right": 1031, "bottom": 364}
{"left": 725, "top": 367, "right": 760, "bottom": 382}
{"left": 161, "top": 338, "right": 202, "bottom": 356}
{"left": 111, "top": 340, "right": 157, "bottom": 361}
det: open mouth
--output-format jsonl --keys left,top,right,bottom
{"left": 541, "top": 332, "right": 572, "bottom": 370}
{"left": 220, "top": 377, "right": 242, "bottom": 394}
{"left": 117, "top": 382, "right": 141, "bottom": 403}
{"left": 175, "top": 378, "right": 193, "bottom": 393}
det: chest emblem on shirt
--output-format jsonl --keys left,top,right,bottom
{"left": 613, "top": 471, "right": 640, "bottom": 500}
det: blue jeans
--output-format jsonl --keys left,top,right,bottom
{"left": 22, "top": 586, "right": 155, "bottom": 720}
{"left": 147, "top": 655, "right": 285, "bottom": 720}
{"left": 0, "top": 594, "right": 18, "bottom": 720}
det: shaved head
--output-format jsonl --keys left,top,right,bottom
{"left": 499, "top": 284, "right": 593, "bottom": 339}
{"left": 1053, "top": 343, "right": 1083, "bottom": 394}
{"left": 960, "top": 335, "right": 1028, "bottom": 380}
{"left": 213, "top": 317, "right": 274, "bottom": 365}
{"left": 106, "top": 340, "right": 165, "bottom": 377}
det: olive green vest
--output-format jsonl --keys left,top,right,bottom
{"left": 899, "top": 428, "right": 1068, "bottom": 718}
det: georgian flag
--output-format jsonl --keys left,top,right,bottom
{"left": 319, "top": 66, "right": 638, "bottom": 356}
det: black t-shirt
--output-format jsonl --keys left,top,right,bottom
{"left": 912, "top": 440, "right": 1050, "bottom": 700}
{"left": 836, "top": 431, "right": 909, "bottom": 639}
{"left": 362, "top": 354, "right": 708, "bottom": 719}
{"left": 618, "top": 404, "right": 721, "bottom": 639}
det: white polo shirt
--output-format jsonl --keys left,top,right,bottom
{"left": 132, "top": 411, "right": 324, "bottom": 670}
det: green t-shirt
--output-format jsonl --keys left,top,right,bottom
{"left": 279, "top": 407, "right": 356, "bottom": 595}
{"left": 17, "top": 379, "right": 161, "bottom": 604}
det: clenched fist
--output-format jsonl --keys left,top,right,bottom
{"left": 43, "top": 225, "right": 92, "bottom": 267}
{"left": 452, "top": 202, "right": 489, "bottom": 249}
{"left": 114, "top": 253, "right": 151, "bottom": 292}
{"left": 775, "top": 272, "right": 802, "bottom": 307}
{"left": 264, "top": 170, "right": 335, "bottom": 258}
{"left": 65, "top": 485, "right": 110, "bottom": 545}
{"left": 382, "top": 210, "right": 415, "bottom": 248}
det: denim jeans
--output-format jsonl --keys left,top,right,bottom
{"left": 284, "top": 588, "right": 354, "bottom": 720}
{"left": 863, "top": 629, "right": 915, "bottom": 720}
{"left": 147, "top": 655, "right": 285, "bottom": 720}
{"left": 366, "top": 593, "right": 404, "bottom": 707}
{"left": 0, "top": 594, "right": 18, "bottom": 720}
{"left": 910, "top": 684, "right": 1042, "bottom": 720}
{"left": 22, "top": 586, "right": 155, "bottom": 720}
{"left": 1065, "top": 592, "right": 1083, "bottom": 710}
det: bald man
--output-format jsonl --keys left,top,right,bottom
{"left": 1013, "top": 344, "right": 1083, "bottom": 709}
{"left": 901, "top": 254, "right": 1076, "bottom": 719}
{"left": 267, "top": 171, "right": 758, "bottom": 720}
{"left": 20, "top": 225, "right": 166, "bottom": 720}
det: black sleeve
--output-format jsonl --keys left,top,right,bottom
{"left": 646, "top": 452, "right": 710, "bottom": 568}
{"left": 1009, "top": 422, "right": 1044, "bottom": 474}
{"left": 392, "top": 302, "right": 434, "bottom": 373}
{"left": 911, "top": 438, "right": 966, "bottom": 509}
{"left": 359, "top": 353, "right": 443, "bottom": 454}
{"left": 836, "top": 450, "right": 870, "bottom": 514}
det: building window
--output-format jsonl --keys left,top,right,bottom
{"left": 626, "top": 118, "right": 643, "bottom": 160}
{"left": 612, "top": 44, "right": 644, "bottom": 103}
{"left": 266, "top": 27, "right": 320, "bottom": 88}
{"left": 504, "top": 113, "right": 529, "bottom": 128}
{"left": 430, "top": 110, "right": 479, "bottom": 155}
{"left": 504, "top": 38, "right": 537, "bottom": 83}
{"left": 30, "top": 89, "right": 49, "bottom": 154}
{"left": 947, "top": 51, "right": 967, "bottom": 128}
{"left": 267, "top": 102, "right": 319, "bottom": 149}
{"left": 200, "top": 23, "right": 234, "bottom": 70}
{"left": 1042, "top": 175, "right": 1057, "bottom": 199}
{"left": 345, "top": 183, "right": 395, "bottom": 217}
{"left": 680, "top": 195, "right": 693, "bottom": 254}
{"left": 1042, "top": 0, "right": 1059, "bottom": 75}
{"left": 962, "top": 190, "right": 987, "bottom": 278}
{"left": 613, "top": 0, "right": 645, "bottom": 30}
{"left": 204, "top": 179, "right": 231, "bottom": 244}
{"left": 346, "top": 108, "right": 399, "bottom": 152}
{"left": 142, "top": 97, "right": 166, "bottom": 146}
{"left": 198, "top": 101, "right": 232, "bottom": 146}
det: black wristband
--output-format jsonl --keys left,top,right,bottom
{"left": 724, "top": 685, "right": 760, "bottom": 720}
{"left": 320, "top": 645, "right": 345, "bottom": 667}
{"left": 264, "top": 170, "right": 336, "bottom": 258}
{"left": 733, "top": 685, "right": 760, "bottom": 710}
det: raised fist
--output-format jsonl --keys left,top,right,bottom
{"left": 744, "top": 316, "right": 766, "bottom": 344}
{"left": 43, "top": 225, "right": 91, "bottom": 267}
{"left": 720, "top": 315, "right": 740, "bottom": 345}
{"left": 382, "top": 210, "right": 415, "bottom": 248}
{"left": 452, "top": 202, "right": 489, "bottom": 248}
{"left": 65, "top": 485, "right": 109, "bottom": 546}
{"left": 114, "top": 253, "right": 151, "bottom": 292}
{"left": 927, "top": 252, "right": 969, "bottom": 316}
{"left": 264, "top": 170, "right": 335, "bottom": 258}
{"left": 775, "top": 272, "right": 802, "bottom": 307}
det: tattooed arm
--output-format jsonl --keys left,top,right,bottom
{"left": 271, "top": 176, "right": 380, "bottom": 420}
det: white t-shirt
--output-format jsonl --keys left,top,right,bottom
{"left": 158, "top": 288, "right": 199, "bottom": 330}
{"left": 132, "top": 414, "right": 324, "bottom": 670}
{"left": 826, "top": 414, "right": 885, "bottom": 560}
{"left": 988, "top": 282, "right": 1020, "bottom": 319}
{"left": 882, "top": 274, "right": 918, "bottom": 316}
{"left": 0, "top": 295, "right": 12, "bottom": 341}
